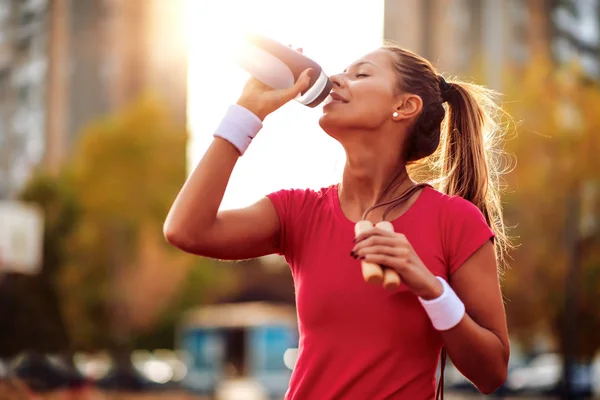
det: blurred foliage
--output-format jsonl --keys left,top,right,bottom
{"left": 501, "top": 58, "right": 600, "bottom": 360}
{"left": 58, "top": 93, "right": 215, "bottom": 353}
{"left": 0, "top": 174, "right": 78, "bottom": 356}
{"left": 4, "top": 94, "right": 237, "bottom": 356}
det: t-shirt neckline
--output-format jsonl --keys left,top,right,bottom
{"left": 330, "top": 183, "right": 431, "bottom": 227}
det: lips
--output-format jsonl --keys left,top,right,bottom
{"left": 329, "top": 92, "right": 348, "bottom": 103}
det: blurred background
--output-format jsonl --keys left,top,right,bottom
{"left": 0, "top": 0, "right": 599, "bottom": 399}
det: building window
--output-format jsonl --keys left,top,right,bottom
{"left": 18, "top": 85, "right": 29, "bottom": 104}
{"left": 23, "top": 0, "right": 47, "bottom": 13}
{"left": 17, "top": 35, "right": 32, "bottom": 52}
{"left": 508, "top": 0, "right": 530, "bottom": 63}
{"left": 551, "top": 0, "right": 599, "bottom": 79}
{"left": 19, "top": 9, "right": 35, "bottom": 26}
{"left": 0, "top": 0, "right": 10, "bottom": 22}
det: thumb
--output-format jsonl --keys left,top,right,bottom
{"left": 281, "top": 68, "right": 313, "bottom": 101}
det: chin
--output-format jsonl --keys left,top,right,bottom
{"left": 318, "top": 112, "right": 346, "bottom": 138}
{"left": 318, "top": 109, "right": 376, "bottom": 139}
{"left": 319, "top": 104, "right": 352, "bottom": 130}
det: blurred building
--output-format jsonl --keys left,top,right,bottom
{"left": 0, "top": 0, "right": 48, "bottom": 199}
{"left": 0, "top": 0, "right": 188, "bottom": 199}
{"left": 550, "top": 0, "right": 600, "bottom": 80}
{"left": 384, "top": 0, "right": 599, "bottom": 88}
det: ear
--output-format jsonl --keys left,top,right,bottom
{"left": 393, "top": 94, "right": 422, "bottom": 121}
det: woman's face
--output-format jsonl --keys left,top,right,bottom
{"left": 319, "top": 49, "right": 401, "bottom": 135}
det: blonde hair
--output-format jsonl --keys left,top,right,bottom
{"left": 382, "top": 44, "right": 513, "bottom": 269}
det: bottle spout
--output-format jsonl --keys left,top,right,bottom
{"left": 297, "top": 70, "right": 333, "bottom": 108}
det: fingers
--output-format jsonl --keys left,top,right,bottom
{"left": 362, "top": 254, "right": 402, "bottom": 269}
{"left": 281, "top": 68, "right": 313, "bottom": 102}
{"left": 354, "top": 227, "right": 402, "bottom": 243}
{"left": 353, "top": 241, "right": 409, "bottom": 259}
{"left": 351, "top": 230, "right": 410, "bottom": 263}
{"left": 287, "top": 44, "right": 303, "bottom": 53}
{"left": 353, "top": 245, "right": 400, "bottom": 259}
{"left": 352, "top": 235, "right": 397, "bottom": 253}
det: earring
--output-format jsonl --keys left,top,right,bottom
{"left": 393, "top": 111, "right": 399, "bottom": 118}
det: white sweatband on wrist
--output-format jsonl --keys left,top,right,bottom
{"left": 213, "top": 104, "right": 263, "bottom": 155}
{"left": 419, "top": 276, "right": 466, "bottom": 331}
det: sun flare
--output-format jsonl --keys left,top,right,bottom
{"left": 186, "top": 0, "right": 384, "bottom": 210}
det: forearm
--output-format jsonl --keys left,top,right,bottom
{"left": 164, "top": 103, "right": 263, "bottom": 246}
{"left": 441, "top": 314, "right": 509, "bottom": 394}
{"left": 418, "top": 274, "right": 509, "bottom": 394}
{"left": 164, "top": 138, "right": 239, "bottom": 240}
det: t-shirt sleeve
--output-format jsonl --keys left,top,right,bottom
{"left": 266, "top": 189, "right": 293, "bottom": 257}
{"left": 266, "top": 188, "right": 316, "bottom": 268}
{"left": 443, "top": 196, "right": 495, "bottom": 275}
{"left": 266, "top": 188, "right": 310, "bottom": 267}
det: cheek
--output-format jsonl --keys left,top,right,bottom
{"left": 347, "top": 97, "right": 390, "bottom": 126}
{"left": 353, "top": 85, "right": 393, "bottom": 115}
{"left": 319, "top": 102, "right": 388, "bottom": 133}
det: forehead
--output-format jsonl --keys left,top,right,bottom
{"left": 346, "top": 49, "right": 394, "bottom": 71}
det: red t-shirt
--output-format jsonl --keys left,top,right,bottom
{"left": 267, "top": 185, "right": 494, "bottom": 400}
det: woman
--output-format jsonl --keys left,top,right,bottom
{"left": 164, "top": 44, "right": 511, "bottom": 399}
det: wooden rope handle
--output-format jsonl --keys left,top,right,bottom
{"left": 354, "top": 220, "right": 401, "bottom": 290}
{"left": 375, "top": 221, "right": 401, "bottom": 290}
{"left": 354, "top": 220, "right": 383, "bottom": 285}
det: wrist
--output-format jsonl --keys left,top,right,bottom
{"left": 213, "top": 104, "right": 263, "bottom": 155}
{"left": 419, "top": 276, "right": 445, "bottom": 301}
{"left": 418, "top": 276, "right": 466, "bottom": 331}
{"left": 236, "top": 97, "right": 267, "bottom": 121}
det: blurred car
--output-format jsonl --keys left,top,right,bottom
{"left": 215, "top": 377, "right": 269, "bottom": 400}
{"left": 505, "top": 352, "right": 594, "bottom": 397}
{"left": 592, "top": 352, "right": 600, "bottom": 397}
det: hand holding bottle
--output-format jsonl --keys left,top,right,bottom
{"left": 234, "top": 34, "right": 333, "bottom": 118}
{"left": 236, "top": 64, "right": 313, "bottom": 121}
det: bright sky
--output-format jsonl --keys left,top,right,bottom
{"left": 186, "top": 0, "right": 384, "bottom": 210}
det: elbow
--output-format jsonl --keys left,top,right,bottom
{"left": 163, "top": 221, "right": 197, "bottom": 253}
{"left": 477, "top": 364, "right": 508, "bottom": 395}
{"left": 163, "top": 214, "right": 216, "bottom": 255}
{"left": 163, "top": 222, "right": 183, "bottom": 248}
{"left": 476, "top": 338, "right": 510, "bottom": 395}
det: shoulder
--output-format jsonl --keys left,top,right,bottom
{"left": 266, "top": 185, "right": 336, "bottom": 262}
{"left": 424, "top": 187, "right": 487, "bottom": 224}
{"left": 424, "top": 188, "right": 494, "bottom": 273}
{"left": 266, "top": 185, "right": 335, "bottom": 216}
{"left": 267, "top": 185, "right": 335, "bottom": 204}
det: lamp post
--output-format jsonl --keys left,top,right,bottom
{"left": 555, "top": 83, "right": 582, "bottom": 399}
{"left": 563, "top": 184, "right": 581, "bottom": 400}
{"left": 557, "top": 80, "right": 598, "bottom": 398}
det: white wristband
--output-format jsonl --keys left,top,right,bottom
{"left": 418, "top": 276, "right": 465, "bottom": 331}
{"left": 213, "top": 104, "right": 263, "bottom": 155}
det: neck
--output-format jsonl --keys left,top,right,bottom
{"left": 338, "top": 146, "right": 412, "bottom": 217}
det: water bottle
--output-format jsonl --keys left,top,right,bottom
{"left": 233, "top": 33, "right": 333, "bottom": 108}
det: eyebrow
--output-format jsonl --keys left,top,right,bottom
{"left": 343, "top": 61, "right": 377, "bottom": 73}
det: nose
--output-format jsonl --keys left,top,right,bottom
{"left": 330, "top": 74, "right": 345, "bottom": 88}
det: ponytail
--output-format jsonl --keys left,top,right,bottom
{"left": 436, "top": 81, "right": 512, "bottom": 268}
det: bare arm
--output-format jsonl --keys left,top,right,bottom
{"left": 164, "top": 67, "right": 313, "bottom": 260}
{"left": 164, "top": 138, "right": 281, "bottom": 259}
{"left": 442, "top": 241, "right": 510, "bottom": 394}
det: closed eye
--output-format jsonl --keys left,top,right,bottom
{"left": 356, "top": 73, "right": 369, "bottom": 78}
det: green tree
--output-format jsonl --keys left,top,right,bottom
{"left": 501, "top": 59, "right": 600, "bottom": 360}
{"left": 57, "top": 94, "right": 231, "bottom": 356}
